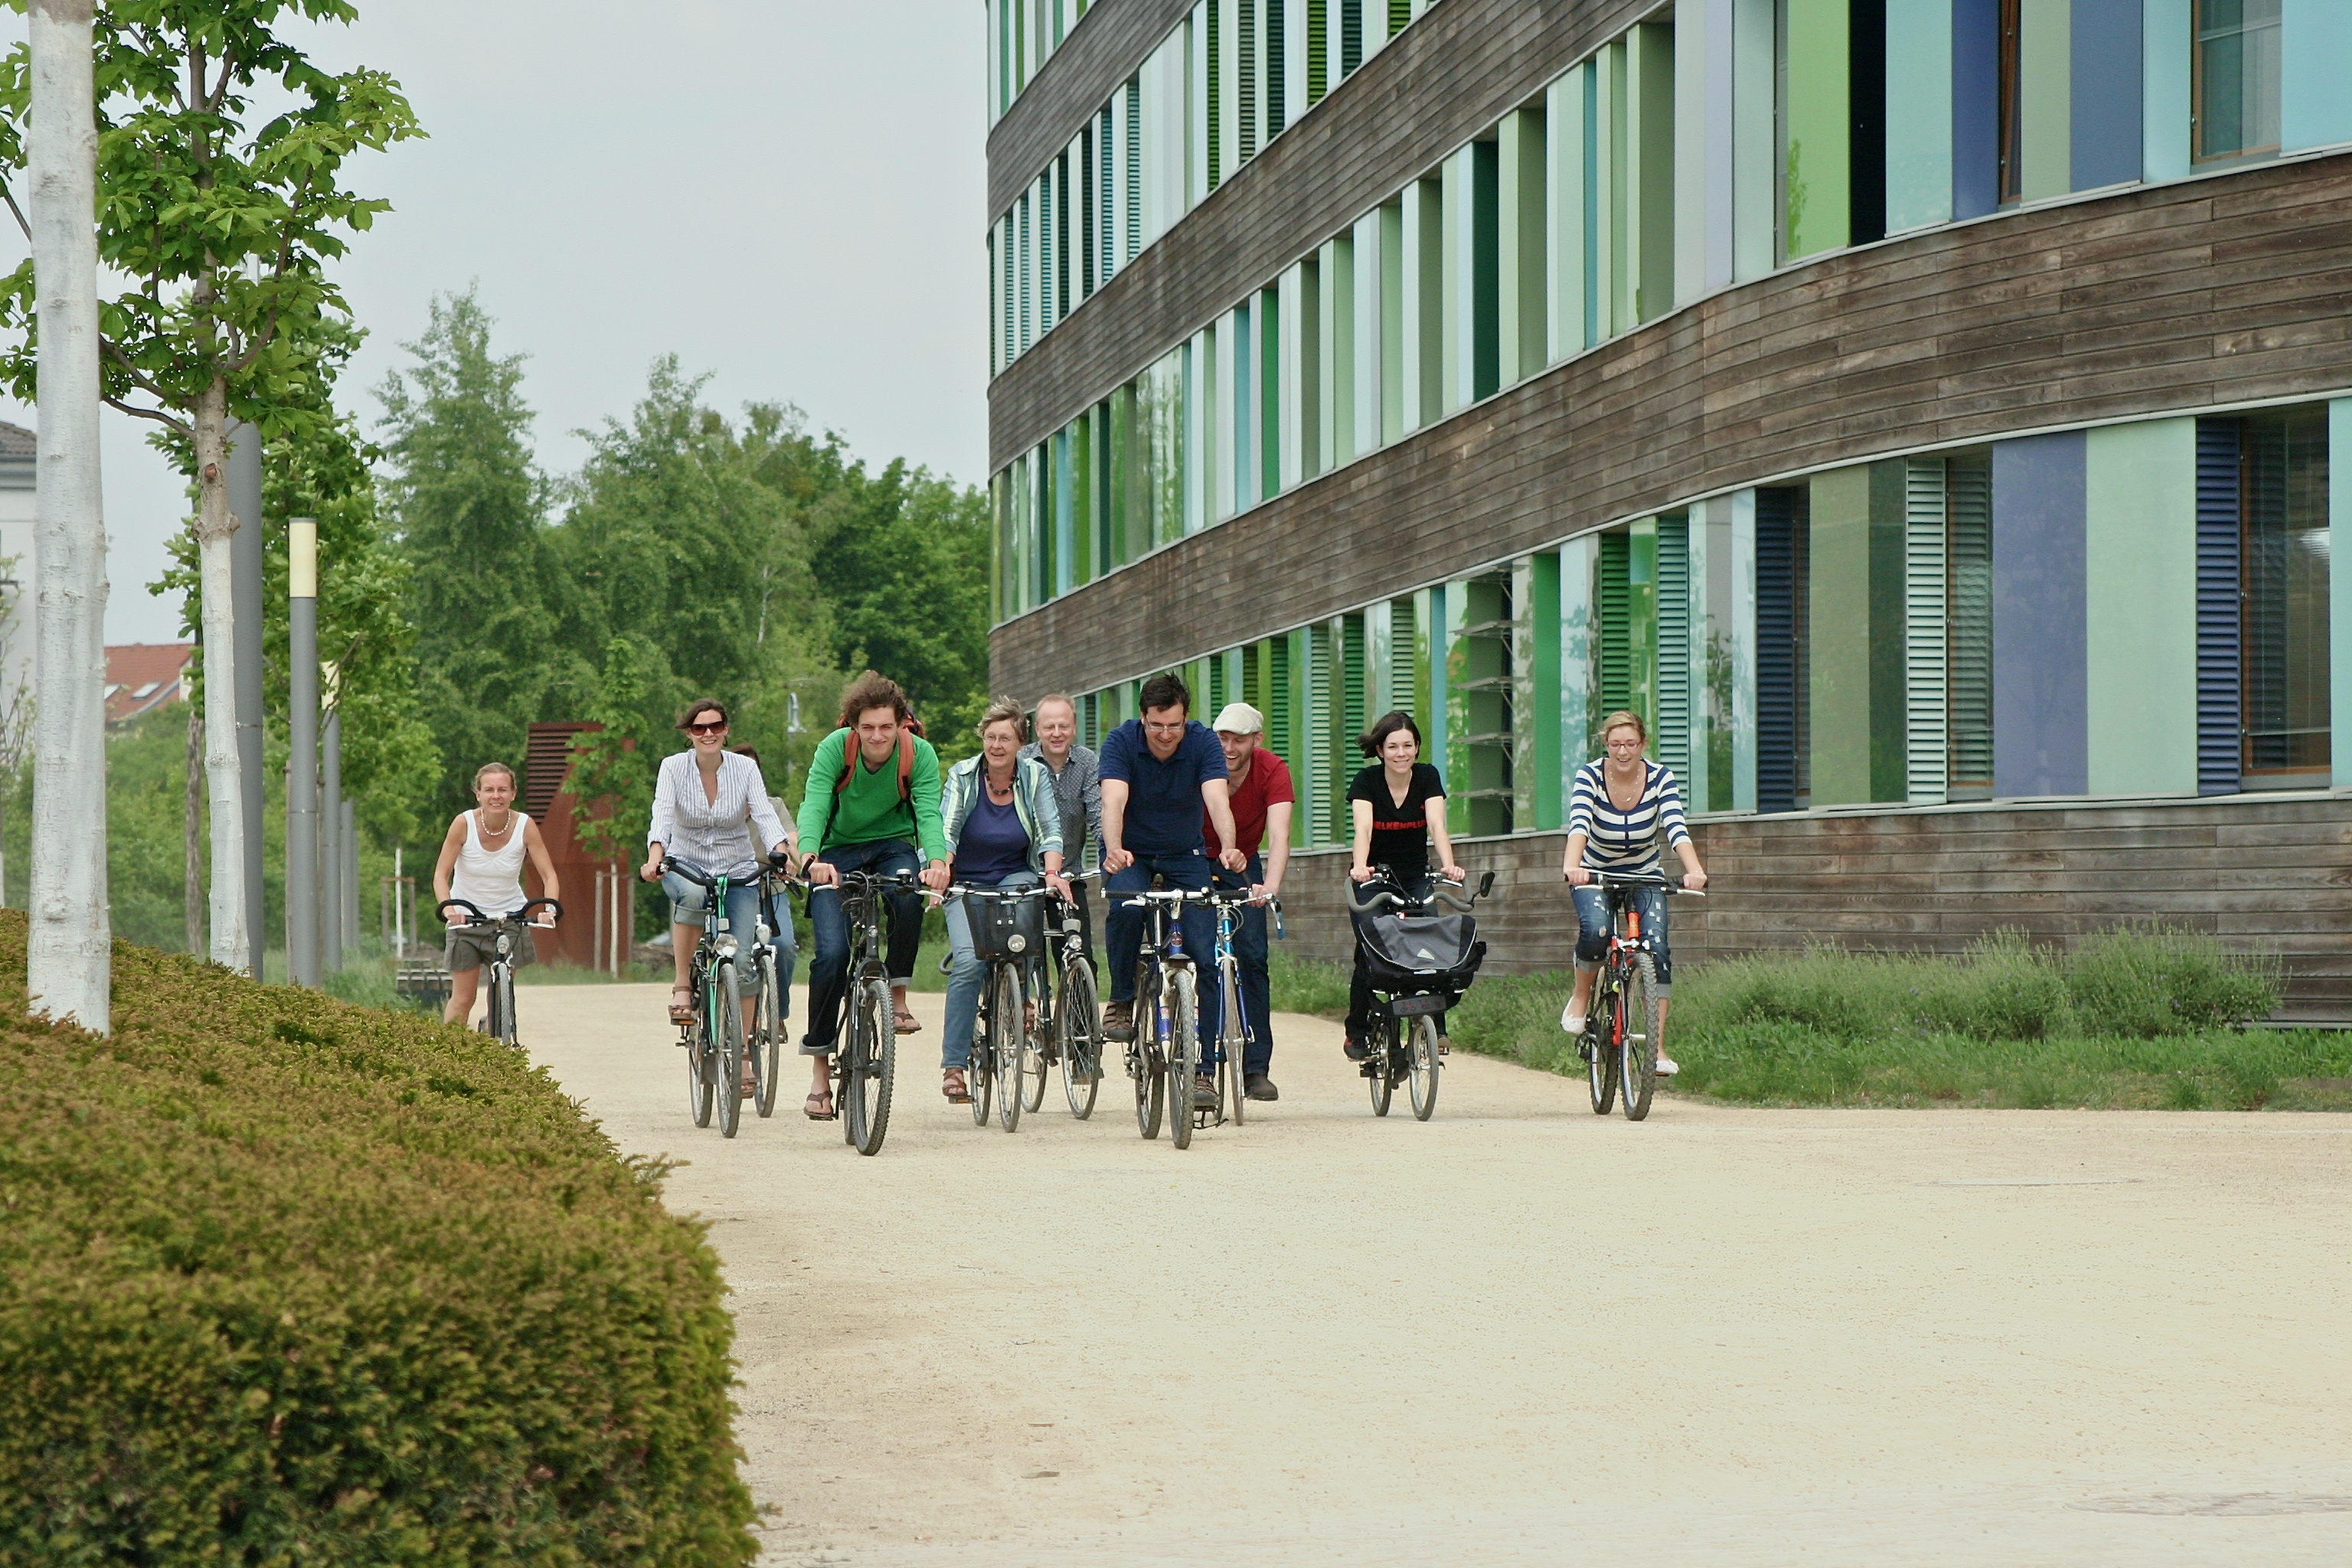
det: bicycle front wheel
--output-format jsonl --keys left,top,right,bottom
{"left": 1131, "top": 969, "right": 1165, "bottom": 1141}
{"left": 752, "top": 949, "right": 782, "bottom": 1119}
{"left": 992, "top": 962, "right": 1025, "bottom": 1133}
{"left": 969, "top": 979, "right": 995, "bottom": 1127}
{"left": 1586, "top": 984, "right": 1619, "bottom": 1115}
{"left": 845, "top": 972, "right": 896, "bottom": 1155}
{"left": 714, "top": 960, "right": 745, "bottom": 1139}
{"left": 1018, "top": 962, "right": 1050, "bottom": 1113}
{"left": 495, "top": 965, "right": 518, "bottom": 1050}
{"left": 1166, "top": 967, "right": 1197, "bottom": 1150}
{"left": 1058, "top": 959, "right": 1100, "bottom": 1119}
{"left": 1407, "top": 1013, "right": 1442, "bottom": 1122}
{"left": 1367, "top": 1014, "right": 1394, "bottom": 1117}
{"left": 1619, "top": 955, "right": 1660, "bottom": 1122}
{"left": 1221, "top": 963, "right": 1246, "bottom": 1128}
{"left": 686, "top": 1017, "right": 714, "bottom": 1129}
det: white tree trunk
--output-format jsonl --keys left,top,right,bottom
{"left": 24, "top": 0, "right": 109, "bottom": 1029}
{"left": 192, "top": 383, "right": 246, "bottom": 972}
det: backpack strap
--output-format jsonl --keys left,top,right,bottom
{"left": 827, "top": 728, "right": 918, "bottom": 841}
{"left": 896, "top": 730, "right": 914, "bottom": 801}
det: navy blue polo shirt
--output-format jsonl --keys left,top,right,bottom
{"left": 1099, "top": 718, "right": 1229, "bottom": 857}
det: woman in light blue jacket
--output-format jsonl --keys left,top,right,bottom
{"left": 934, "top": 697, "right": 1070, "bottom": 1102}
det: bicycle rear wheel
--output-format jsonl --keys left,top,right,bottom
{"left": 969, "top": 981, "right": 995, "bottom": 1127}
{"left": 1131, "top": 969, "right": 1165, "bottom": 1141}
{"left": 993, "top": 962, "right": 1025, "bottom": 1133}
{"left": 1018, "top": 962, "right": 1050, "bottom": 1114}
{"left": 752, "top": 949, "right": 781, "bottom": 1118}
{"left": 1058, "top": 959, "right": 1099, "bottom": 1119}
{"left": 1166, "top": 968, "right": 1197, "bottom": 1150}
{"left": 1407, "top": 1013, "right": 1442, "bottom": 1121}
{"left": 845, "top": 972, "right": 895, "bottom": 1155}
{"left": 686, "top": 1017, "right": 714, "bottom": 1129}
{"left": 1619, "top": 955, "right": 1660, "bottom": 1122}
{"left": 714, "top": 959, "right": 745, "bottom": 1139}
{"left": 1586, "top": 981, "right": 1619, "bottom": 1115}
{"left": 495, "top": 965, "right": 519, "bottom": 1050}
{"left": 1367, "top": 1015, "right": 1394, "bottom": 1117}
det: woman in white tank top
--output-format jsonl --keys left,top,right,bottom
{"left": 432, "top": 762, "right": 562, "bottom": 1026}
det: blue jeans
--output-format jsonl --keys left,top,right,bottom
{"left": 802, "top": 838, "right": 924, "bottom": 1055}
{"left": 1571, "top": 882, "right": 1672, "bottom": 991}
{"left": 1208, "top": 855, "right": 1272, "bottom": 1075}
{"left": 663, "top": 871, "right": 789, "bottom": 1000}
{"left": 1105, "top": 850, "right": 1216, "bottom": 1054}
{"left": 943, "top": 870, "right": 1040, "bottom": 1070}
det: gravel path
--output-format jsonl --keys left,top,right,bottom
{"left": 523, "top": 982, "right": 2352, "bottom": 1567}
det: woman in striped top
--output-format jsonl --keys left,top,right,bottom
{"left": 1559, "top": 710, "right": 1707, "bottom": 1074}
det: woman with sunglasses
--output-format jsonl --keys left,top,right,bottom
{"left": 642, "top": 699, "right": 796, "bottom": 1039}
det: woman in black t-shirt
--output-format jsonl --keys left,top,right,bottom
{"left": 1342, "top": 710, "right": 1465, "bottom": 1058}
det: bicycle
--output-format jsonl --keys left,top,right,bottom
{"left": 1348, "top": 871, "right": 1493, "bottom": 1122}
{"left": 662, "top": 858, "right": 757, "bottom": 1138}
{"left": 744, "top": 857, "right": 801, "bottom": 1121}
{"left": 1570, "top": 869, "right": 1704, "bottom": 1122}
{"left": 1042, "top": 879, "right": 1102, "bottom": 1119}
{"left": 1200, "top": 884, "right": 1283, "bottom": 1127}
{"left": 822, "top": 866, "right": 922, "bottom": 1156}
{"left": 949, "top": 881, "right": 1052, "bottom": 1133}
{"left": 436, "top": 896, "right": 560, "bottom": 1050}
{"left": 1116, "top": 883, "right": 1210, "bottom": 1149}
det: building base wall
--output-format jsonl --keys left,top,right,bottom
{"left": 1270, "top": 793, "right": 2352, "bottom": 1024}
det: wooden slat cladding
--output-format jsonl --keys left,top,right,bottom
{"left": 1268, "top": 796, "right": 2352, "bottom": 1021}
{"left": 991, "top": 154, "right": 2352, "bottom": 696}
{"left": 987, "top": 0, "right": 1661, "bottom": 445}
{"left": 987, "top": 0, "right": 1195, "bottom": 220}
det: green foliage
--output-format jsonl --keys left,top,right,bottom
{"left": 1267, "top": 928, "right": 2319, "bottom": 1110}
{"left": 0, "top": 913, "right": 757, "bottom": 1563}
{"left": 0, "top": 0, "right": 422, "bottom": 445}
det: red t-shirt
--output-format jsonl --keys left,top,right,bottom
{"left": 1205, "top": 746, "right": 1295, "bottom": 858}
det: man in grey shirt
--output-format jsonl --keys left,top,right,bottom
{"left": 1020, "top": 692, "right": 1102, "bottom": 959}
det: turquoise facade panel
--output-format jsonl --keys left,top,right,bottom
{"left": 2282, "top": 0, "right": 2352, "bottom": 152}
{"left": 2085, "top": 419, "right": 2197, "bottom": 795}
{"left": 1886, "top": 0, "right": 1955, "bottom": 231}
{"left": 2141, "top": 0, "right": 2191, "bottom": 182}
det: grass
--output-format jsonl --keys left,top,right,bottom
{"left": 1271, "top": 929, "right": 2352, "bottom": 1112}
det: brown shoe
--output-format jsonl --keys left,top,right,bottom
{"left": 942, "top": 1067, "right": 971, "bottom": 1104}
{"left": 1102, "top": 1000, "right": 1135, "bottom": 1041}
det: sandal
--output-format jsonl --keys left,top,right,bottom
{"left": 894, "top": 1003, "right": 920, "bottom": 1034}
{"left": 942, "top": 1067, "right": 971, "bottom": 1104}
{"left": 804, "top": 1086, "right": 836, "bottom": 1120}
{"left": 668, "top": 987, "right": 694, "bottom": 1024}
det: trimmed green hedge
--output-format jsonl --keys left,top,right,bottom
{"left": 0, "top": 912, "right": 756, "bottom": 1565}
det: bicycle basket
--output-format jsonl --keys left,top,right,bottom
{"left": 1356, "top": 909, "right": 1487, "bottom": 995}
{"left": 965, "top": 888, "right": 1046, "bottom": 962}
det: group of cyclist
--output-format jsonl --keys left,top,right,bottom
{"left": 433, "top": 662, "right": 1709, "bottom": 1096}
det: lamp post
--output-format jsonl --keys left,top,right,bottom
{"left": 321, "top": 660, "right": 341, "bottom": 974}
{"left": 286, "top": 517, "right": 318, "bottom": 987}
{"left": 228, "top": 422, "right": 265, "bottom": 976}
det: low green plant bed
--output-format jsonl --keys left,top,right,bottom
{"left": 1272, "top": 928, "right": 2352, "bottom": 1111}
{"left": 0, "top": 912, "right": 757, "bottom": 1565}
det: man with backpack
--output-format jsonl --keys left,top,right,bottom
{"left": 794, "top": 671, "right": 949, "bottom": 1120}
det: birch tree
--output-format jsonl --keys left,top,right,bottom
{"left": 0, "top": 0, "right": 419, "bottom": 971}
{"left": 21, "top": 0, "right": 106, "bottom": 1027}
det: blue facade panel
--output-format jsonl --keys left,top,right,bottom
{"left": 2069, "top": 0, "right": 2142, "bottom": 190}
{"left": 1951, "top": 0, "right": 2001, "bottom": 220}
{"left": 1992, "top": 432, "right": 2088, "bottom": 798}
{"left": 2282, "top": 0, "right": 2352, "bottom": 154}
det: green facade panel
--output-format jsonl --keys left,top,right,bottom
{"left": 1782, "top": 0, "right": 1850, "bottom": 260}
{"left": 2084, "top": 418, "right": 2197, "bottom": 795}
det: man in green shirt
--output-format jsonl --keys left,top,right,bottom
{"left": 795, "top": 671, "right": 949, "bottom": 1119}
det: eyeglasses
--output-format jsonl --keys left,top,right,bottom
{"left": 1606, "top": 740, "right": 1643, "bottom": 752}
{"left": 1143, "top": 721, "right": 1186, "bottom": 734}
{"left": 689, "top": 721, "right": 727, "bottom": 735}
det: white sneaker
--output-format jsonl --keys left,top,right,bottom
{"left": 1655, "top": 1054, "right": 1679, "bottom": 1076}
{"left": 1560, "top": 999, "right": 1586, "bottom": 1036}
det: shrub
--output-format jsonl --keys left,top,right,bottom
{"left": 0, "top": 912, "right": 757, "bottom": 1566}
{"left": 2063, "top": 925, "right": 2279, "bottom": 1037}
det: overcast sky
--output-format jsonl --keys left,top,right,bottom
{"left": 0, "top": 0, "right": 988, "bottom": 643}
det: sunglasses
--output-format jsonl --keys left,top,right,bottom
{"left": 688, "top": 720, "right": 727, "bottom": 735}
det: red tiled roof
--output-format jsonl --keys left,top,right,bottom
{"left": 106, "top": 642, "right": 191, "bottom": 727}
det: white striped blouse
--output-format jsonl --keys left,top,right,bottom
{"left": 1567, "top": 759, "right": 1690, "bottom": 874}
{"left": 647, "top": 750, "right": 789, "bottom": 879}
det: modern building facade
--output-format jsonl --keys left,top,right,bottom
{"left": 985, "top": 0, "right": 2352, "bottom": 1016}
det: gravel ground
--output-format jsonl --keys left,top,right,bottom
{"left": 521, "top": 982, "right": 2352, "bottom": 1567}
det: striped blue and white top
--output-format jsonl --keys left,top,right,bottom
{"left": 1568, "top": 759, "right": 1690, "bottom": 874}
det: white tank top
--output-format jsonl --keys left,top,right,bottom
{"left": 450, "top": 808, "right": 531, "bottom": 915}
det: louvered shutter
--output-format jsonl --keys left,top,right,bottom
{"left": 1340, "top": 0, "right": 1362, "bottom": 77}
{"left": 1389, "top": 594, "right": 1418, "bottom": 728}
{"left": 1904, "top": 457, "right": 1949, "bottom": 804}
{"left": 2194, "top": 419, "right": 2243, "bottom": 793}
{"left": 1306, "top": 619, "right": 1334, "bottom": 845}
{"left": 1307, "top": 0, "right": 1327, "bottom": 101}
{"left": 1754, "top": 490, "right": 1799, "bottom": 814}
{"left": 1339, "top": 611, "right": 1367, "bottom": 841}
{"left": 1655, "top": 515, "right": 1690, "bottom": 782}
{"left": 1945, "top": 456, "right": 1993, "bottom": 795}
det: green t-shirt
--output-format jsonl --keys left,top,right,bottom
{"left": 795, "top": 727, "right": 949, "bottom": 862}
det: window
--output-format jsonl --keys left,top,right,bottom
{"left": 2239, "top": 407, "right": 2330, "bottom": 779}
{"left": 2194, "top": 0, "right": 2282, "bottom": 162}
{"left": 1945, "top": 452, "right": 1994, "bottom": 799}
{"left": 1996, "top": 0, "right": 2020, "bottom": 203}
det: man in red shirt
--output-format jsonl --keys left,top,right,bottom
{"left": 1204, "top": 702, "right": 1293, "bottom": 1101}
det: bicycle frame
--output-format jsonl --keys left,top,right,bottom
{"left": 436, "top": 895, "right": 559, "bottom": 1046}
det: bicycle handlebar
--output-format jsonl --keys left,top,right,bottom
{"left": 438, "top": 896, "right": 561, "bottom": 928}
{"left": 1570, "top": 867, "right": 1708, "bottom": 897}
{"left": 1348, "top": 870, "right": 1493, "bottom": 916}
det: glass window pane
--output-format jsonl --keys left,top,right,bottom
{"left": 2241, "top": 407, "right": 2331, "bottom": 775}
{"left": 2196, "top": 0, "right": 2282, "bottom": 161}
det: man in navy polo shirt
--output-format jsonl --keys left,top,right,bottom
{"left": 1099, "top": 671, "right": 1247, "bottom": 1110}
